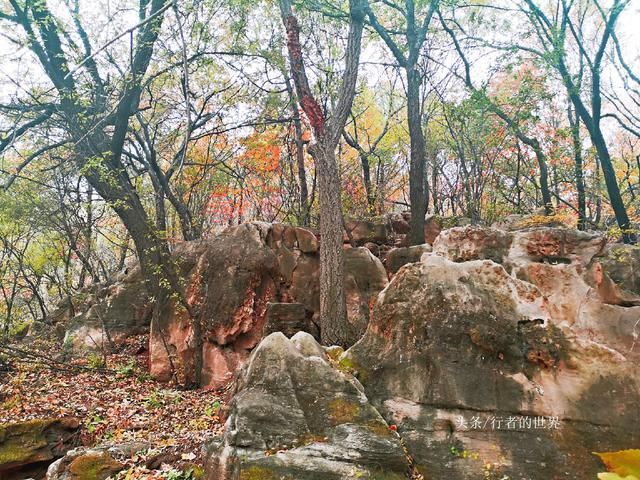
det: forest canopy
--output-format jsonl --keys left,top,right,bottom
{"left": 0, "top": 0, "right": 639, "bottom": 338}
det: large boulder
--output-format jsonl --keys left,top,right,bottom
{"left": 600, "top": 243, "right": 640, "bottom": 296}
{"left": 343, "top": 213, "right": 450, "bottom": 249}
{"left": 262, "top": 302, "right": 318, "bottom": 339}
{"left": 344, "top": 218, "right": 392, "bottom": 246}
{"left": 62, "top": 271, "right": 152, "bottom": 351}
{"left": 343, "top": 248, "right": 388, "bottom": 345}
{"left": 46, "top": 449, "right": 124, "bottom": 480}
{"left": 46, "top": 443, "right": 147, "bottom": 480}
{"left": 0, "top": 418, "right": 80, "bottom": 479}
{"left": 343, "top": 226, "right": 640, "bottom": 479}
{"left": 384, "top": 244, "right": 432, "bottom": 274}
{"left": 149, "top": 223, "right": 388, "bottom": 389}
{"left": 433, "top": 226, "right": 513, "bottom": 264}
{"left": 205, "top": 332, "right": 408, "bottom": 480}
{"left": 150, "top": 222, "right": 281, "bottom": 388}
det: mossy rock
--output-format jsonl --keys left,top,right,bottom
{"left": 239, "top": 465, "right": 281, "bottom": 480}
{"left": 324, "top": 345, "right": 344, "bottom": 363}
{"left": 336, "top": 354, "right": 363, "bottom": 379}
{"left": 328, "top": 398, "right": 361, "bottom": 425}
{"left": 0, "top": 418, "right": 79, "bottom": 470}
{"left": 67, "top": 451, "right": 124, "bottom": 480}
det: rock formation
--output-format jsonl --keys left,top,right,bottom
{"left": 61, "top": 272, "right": 152, "bottom": 351}
{"left": 207, "top": 224, "right": 640, "bottom": 479}
{"left": 45, "top": 443, "right": 148, "bottom": 480}
{"left": 148, "top": 223, "right": 389, "bottom": 388}
{"left": 345, "top": 225, "right": 640, "bottom": 479}
{"left": 204, "top": 332, "right": 409, "bottom": 480}
{"left": 0, "top": 418, "right": 80, "bottom": 479}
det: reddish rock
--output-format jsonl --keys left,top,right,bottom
{"left": 424, "top": 214, "right": 442, "bottom": 244}
{"left": 149, "top": 223, "right": 388, "bottom": 389}
{"left": 344, "top": 218, "right": 391, "bottom": 246}
{"left": 344, "top": 226, "right": 640, "bottom": 479}
{"left": 388, "top": 212, "right": 410, "bottom": 234}
{"left": 295, "top": 227, "right": 318, "bottom": 253}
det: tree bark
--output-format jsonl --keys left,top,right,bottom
{"left": 568, "top": 106, "right": 587, "bottom": 230}
{"left": 313, "top": 143, "right": 348, "bottom": 345}
{"left": 285, "top": 75, "right": 310, "bottom": 226}
{"left": 360, "top": 153, "right": 375, "bottom": 213}
{"left": 407, "top": 67, "right": 428, "bottom": 244}
{"left": 591, "top": 125, "right": 634, "bottom": 241}
{"left": 530, "top": 141, "right": 553, "bottom": 214}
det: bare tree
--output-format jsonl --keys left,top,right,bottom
{"left": 365, "top": 0, "right": 440, "bottom": 245}
{"left": 481, "top": 0, "right": 634, "bottom": 241}
{"left": 438, "top": 10, "right": 554, "bottom": 215}
{"left": 279, "top": 0, "right": 367, "bottom": 346}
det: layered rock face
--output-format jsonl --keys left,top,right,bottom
{"left": 207, "top": 224, "right": 640, "bottom": 479}
{"left": 345, "top": 226, "right": 640, "bottom": 479}
{"left": 0, "top": 418, "right": 80, "bottom": 479}
{"left": 147, "top": 222, "right": 388, "bottom": 389}
{"left": 205, "top": 332, "right": 408, "bottom": 480}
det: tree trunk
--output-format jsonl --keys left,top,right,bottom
{"left": 531, "top": 144, "right": 553, "bottom": 214}
{"left": 280, "top": 0, "right": 366, "bottom": 346}
{"left": 295, "top": 129, "right": 310, "bottom": 226}
{"left": 431, "top": 152, "right": 439, "bottom": 215}
{"left": 591, "top": 124, "right": 634, "bottom": 242}
{"left": 359, "top": 153, "right": 375, "bottom": 213}
{"left": 312, "top": 143, "right": 348, "bottom": 346}
{"left": 285, "top": 74, "right": 310, "bottom": 226}
{"left": 568, "top": 107, "right": 587, "bottom": 230}
{"left": 594, "top": 155, "right": 602, "bottom": 226}
{"left": 377, "top": 161, "right": 385, "bottom": 214}
{"left": 407, "top": 67, "right": 428, "bottom": 245}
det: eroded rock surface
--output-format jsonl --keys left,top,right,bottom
{"left": 60, "top": 272, "right": 152, "bottom": 351}
{"left": 205, "top": 332, "right": 408, "bottom": 480}
{"left": 344, "top": 226, "right": 640, "bottom": 479}
{"left": 149, "top": 223, "right": 388, "bottom": 388}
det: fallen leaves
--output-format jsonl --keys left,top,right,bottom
{"left": 0, "top": 335, "right": 227, "bottom": 478}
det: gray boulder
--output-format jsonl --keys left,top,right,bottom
{"left": 205, "top": 332, "right": 408, "bottom": 480}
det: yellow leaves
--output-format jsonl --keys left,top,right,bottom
{"left": 598, "top": 475, "right": 639, "bottom": 480}
{"left": 595, "top": 450, "right": 640, "bottom": 480}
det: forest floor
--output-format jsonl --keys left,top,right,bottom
{"left": 0, "top": 335, "right": 226, "bottom": 479}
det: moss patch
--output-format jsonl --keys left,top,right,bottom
{"left": 328, "top": 398, "right": 361, "bottom": 425}
{"left": 325, "top": 346, "right": 344, "bottom": 363}
{"left": 239, "top": 465, "right": 280, "bottom": 480}
{"left": 0, "top": 419, "right": 56, "bottom": 466}
{"left": 365, "top": 419, "right": 394, "bottom": 438}
{"left": 68, "top": 452, "right": 124, "bottom": 480}
{"left": 336, "top": 354, "right": 366, "bottom": 381}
